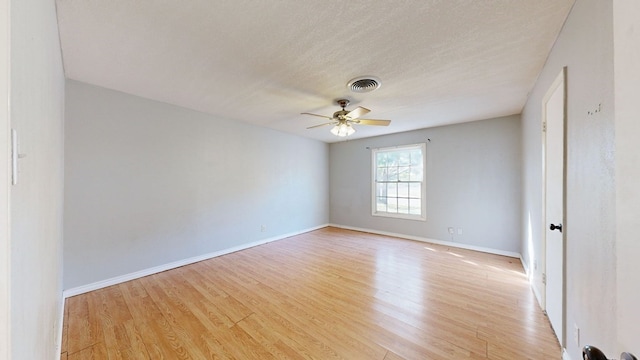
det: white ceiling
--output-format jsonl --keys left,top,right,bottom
{"left": 56, "top": 0, "right": 574, "bottom": 143}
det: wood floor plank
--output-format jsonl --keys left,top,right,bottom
{"left": 118, "top": 281, "right": 192, "bottom": 359}
{"left": 175, "top": 265, "right": 251, "bottom": 326}
{"left": 141, "top": 273, "right": 248, "bottom": 359}
{"left": 195, "top": 262, "right": 347, "bottom": 359}
{"left": 235, "top": 313, "right": 309, "bottom": 360}
{"left": 232, "top": 242, "right": 487, "bottom": 358}
{"left": 66, "top": 294, "right": 103, "bottom": 354}
{"left": 230, "top": 254, "right": 477, "bottom": 359}
{"left": 62, "top": 227, "right": 561, "bottom": 359}
{"left": 119, "top": 320, "right": 151, "bottom": 360}
{"left": 383, "top": 350, "right": 405, "bottom": 360}
{"left": 87, "top": 286, "right": 137, "bottom": 359}
{"left": 67, "top": 342, "right": 108, "bottom": 360}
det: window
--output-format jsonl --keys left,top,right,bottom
{"left": 372, "top": 143, "right": 426, "bottom": 220}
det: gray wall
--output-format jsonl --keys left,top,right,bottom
{"left": 64, "top": 80, "right": 329, "bottom": 289}
{"left": 9, "top": 0, "right": 66, "bottom": 358}
{"left": 520, "top": 0, "right": 617, "bottom": 357}
{"left": 330, "top": 115, "right": 522, "bottom": 254}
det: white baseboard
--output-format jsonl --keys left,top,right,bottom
{"left": 563, "top": 348, "right": 571, "bottom": 360}
{"left": 63, "top": 224, "right": 329, "bottom": 298}
{"left": 329, "top": 223, "right": 521, "bottom": 258}
{"left": 63, "top": 223, "right": 522, "bottom": 298}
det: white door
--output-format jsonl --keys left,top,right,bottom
{"left": 543, "top": 68, "right": 566, "bottom": 346}
{"left": 0, "top": 0, "right": 11, "bottom": 357}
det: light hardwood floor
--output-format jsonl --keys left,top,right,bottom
{"left": 61, "top": 227, "right": 560, "bottom": 359}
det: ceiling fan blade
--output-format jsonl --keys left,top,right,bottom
{"left": 345, "top": 106, "right": 370, "bottom": 120}
{"left": 356, "top": 119, "right": 391, "bottom": 126}
{"left": 307, "top": 122, "right": 336, "bottom": 129}
{"left": 301, "top": 112, "right": 333, "bottom": 120}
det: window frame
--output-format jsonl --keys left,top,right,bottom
{"left": 371, "top": 143, "right": 426, "bottom": 221}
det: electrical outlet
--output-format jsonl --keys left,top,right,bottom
{"left": 457, "top": 228, "right": 463, "bottom": 235}
{"left": 574, "top": 324, "right": 580, "bottom": 346}
{"left": 260, "top": 225, "right": 266, "bottom": 232}
{"left": 448, "top": 227, "right": 454, "bottom": 235}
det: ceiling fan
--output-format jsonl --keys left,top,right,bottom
{"left": 302, "top": 99, "right": 391, "bottom": 137}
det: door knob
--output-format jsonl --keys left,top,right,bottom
{"left": 550, "top": 223, "right": 562, "bottom": 232}
{"left": 583, "top": 346, "right": 637, "bottom": 360}
{"left": 583, "top": 346, "right": 608, "bottom": 360}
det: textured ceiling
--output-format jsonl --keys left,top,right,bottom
{"left": 56, "top": 0, "right": 574, "bottom": 143}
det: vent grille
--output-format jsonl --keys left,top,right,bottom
{"left": 347, "top": 76, "right": 381, "bottom": 93}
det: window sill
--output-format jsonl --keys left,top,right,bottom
{"left": 372, "top": 212, "right": 426, "bottom": 221}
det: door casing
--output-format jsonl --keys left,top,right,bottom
{"left": 541, "top": 67, "right": 567, "bottom": 347}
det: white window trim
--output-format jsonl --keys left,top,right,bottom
{"left": 371, "top": 143, "right": 426, "bottom": 221}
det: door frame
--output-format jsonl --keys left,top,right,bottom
{"left": 0, "top": 0, "right": 10, "bottom": 357}
{"left": 540, "top": 67, "right": 567, "bottom": 346}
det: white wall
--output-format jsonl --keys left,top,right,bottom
{"left": 64, "top": 80, "right": 329, "bottom": 289}
{"left": 521, "top": 0, "right": 616, "bottom": 357}
{"left": 9, "top": 0, "right": 66, "bottom": 359}
{"left": 613, "top": 1, "right": 640, "bottom": 356}
{"left": 329, "top": 115, "right": 522, "bottom": 254}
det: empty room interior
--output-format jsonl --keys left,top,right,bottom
{"left": 2, "top": 0, "right": 639, "bottom": 359}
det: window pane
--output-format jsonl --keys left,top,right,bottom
{"left": 376, "top": 153, "right": 386, "bottom": 167}
{"left": 377, "top": 183, "right": 387, "bottom": 197}
{"left": 398, "top": 183, "right": 409, "bottom": 197}
{"left": 377, "top": 168, "right": 387, "bottom": 181}
{"left": 387, "top": 168, "right": 398, "bottom": 181}
{"left": 410, "top": 149, "right": 422, "bottom": 165}
{"left": 409, "top": 199, "right": 421, "bottom": 214}
{"left": 410, "top": 167, "right": 423, "bottom": 181}
{"left": 387, "top": 152, "right": 399, "bottom": 166}
{"left": 397, "top": 198, "right": 409, "bottom": 214}
{"left": 398, "top": 166, "right": 410, "bottom": 181}
{"left": 387, "top": 198, "right": 398, "bottom": 213}
{"left": 409, "top": 183, "right": 421, "bottom": 198}
{"left": 386, "top": 183, "right": 397, "bottom": 197}
{"left": 398, "top": 152, "right": 410, "bottom": 166}
{"left": 376, "top": 198, "right": 387, "bottom": 212}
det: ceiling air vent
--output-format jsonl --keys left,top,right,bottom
{"left": 347, "top": 76, "right": 381, "bottom": 93}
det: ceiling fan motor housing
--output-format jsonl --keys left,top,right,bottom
{"left": 333, "top": 109, "right": 350, "bottom": 120}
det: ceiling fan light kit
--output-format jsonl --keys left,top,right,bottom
{"left": 331, "top": 123, "right": 356, "bottom": 137}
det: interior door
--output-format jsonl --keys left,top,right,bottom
{"left": 543, "top": 68, "right": 566, "bottom": 346}
{"left": 1, "top": 0, "right": 11, "bottom": 356}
